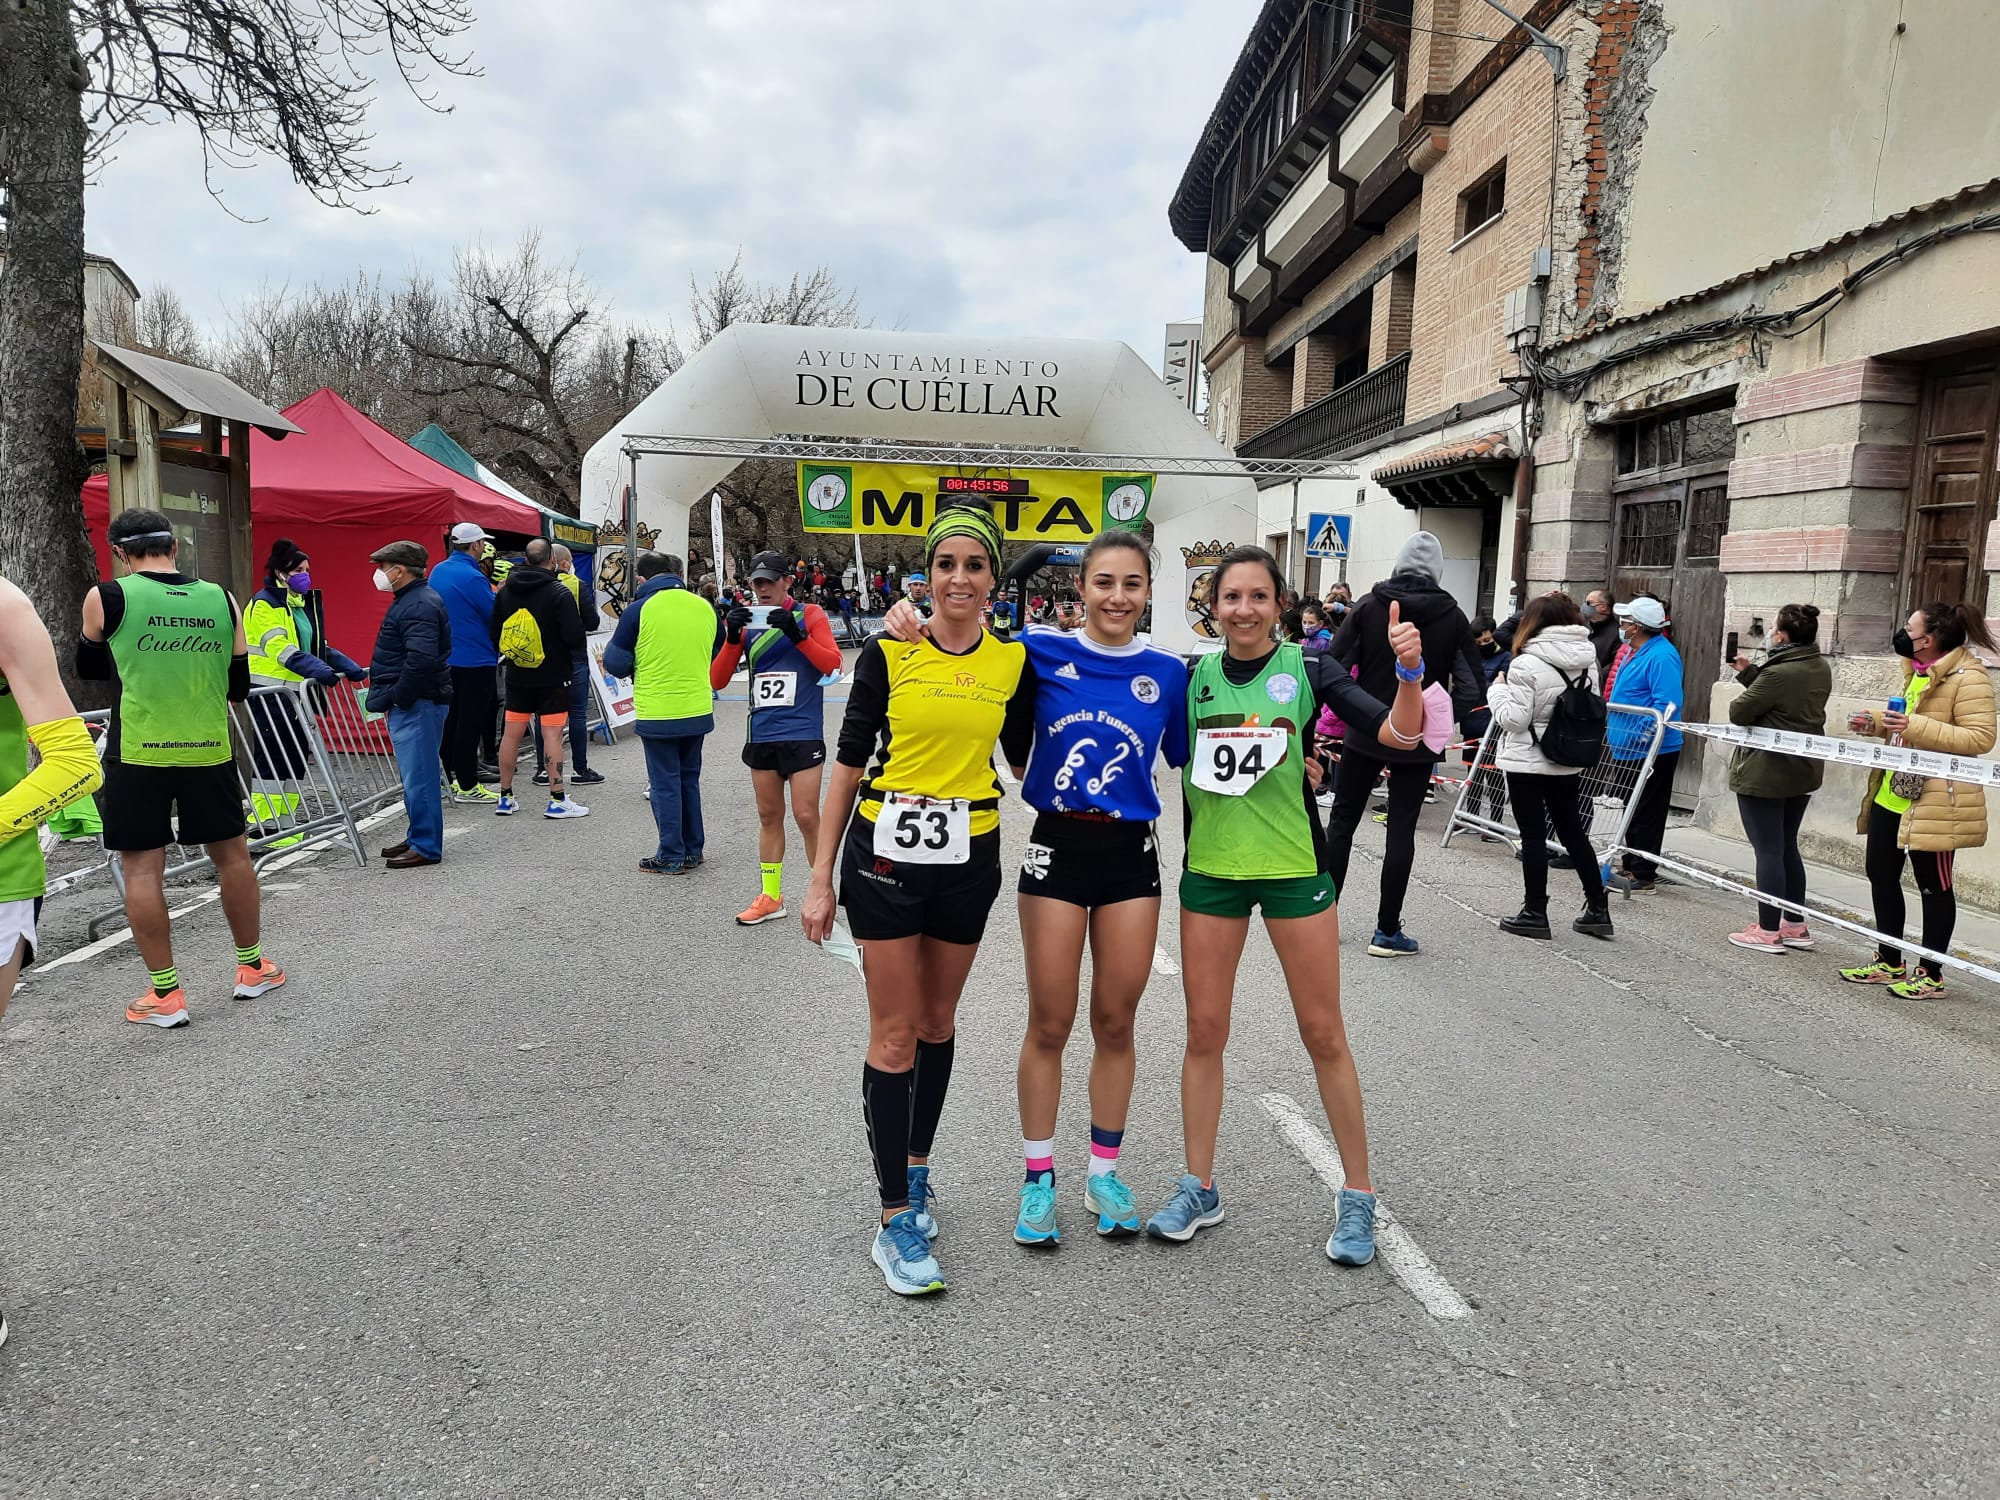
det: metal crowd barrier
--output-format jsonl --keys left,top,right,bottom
{"left": 73, "top": 682, "right": 389, "bottom": 939}
{"left": 1439, "top": 702, "right": 1676, "bottom": 864}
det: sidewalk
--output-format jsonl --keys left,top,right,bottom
{"left": 1662, "top": 822, "right": 2000, "bottom": 968}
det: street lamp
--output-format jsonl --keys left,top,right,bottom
{"left": 1480, "top": 0, "right": 1566, "bottom": 79}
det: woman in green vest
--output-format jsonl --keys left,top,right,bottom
{"left": 1145, "top": 545, "right": 1425, "bottom": 1269}
{"left": 244, "top": 539, "right": 365, "bottom": 825}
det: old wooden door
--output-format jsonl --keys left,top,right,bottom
{"left": 1907, "top": 357, "right": 2000, "bottom": 612}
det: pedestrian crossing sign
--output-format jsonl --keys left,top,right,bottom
{"left": 1305, "top": 513, "right": 1350, "bottom": 559}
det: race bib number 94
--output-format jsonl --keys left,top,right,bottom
{"left": 873, "top": 792, "right": 972, "bottom": 864}
{"left": 752, "top": 672, "right": 798, "bottom": 707}
{"left": 1191, "top": 727, "right": 1287, "bottom": 797}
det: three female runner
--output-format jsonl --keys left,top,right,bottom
{"left": 1145, "top": 544, "right": 1425, "bottom": 1266}
{"left": 886, "top": 529, "right": 1189, "bottom": 1245}
{"left": 802, "top": 504, "right": 1032, "bottom": 1296}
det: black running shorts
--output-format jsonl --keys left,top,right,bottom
{"left": 101, "top": 759, "right": 247, "bottom": 852}
{"left": 1016, "top": 811, "right": 1161, "bottom": 908}
{"left": 742, "top": 739, "right": 827, "bottom": 779}
{"left": 504, "top": 680, "right": 571, "bottom": 719}
{"left": 838, "top": 814, "right": 1002, "bottom": 945}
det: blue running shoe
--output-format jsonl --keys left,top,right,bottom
{"left": 1084, "top": 1170, "right": 1140, "bottom": 1238}
{"left": 870, "top": 1210, "right": 945, "bottom": 1296}
{"left": 1367, "top": 928, "right": 1419, "bottom": 957}
{"left": 1326, "top": 1187, "right": 1378, "bottom": 1266}
{"left": 908, "top": 1165, "right": 939, "bottom": 1241}
{"left": 494, "top": 792, "right": 518, "bottom": 817}
{"left": 1014, "top": 1171, "right": 1059, "bottom": 1246}
{"left": 1145, "top": 1173, "right": 1224, "bottom": 1242}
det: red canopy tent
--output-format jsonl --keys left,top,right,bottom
{"left": 83, "top": 387, "right": 542, "bottom": 661}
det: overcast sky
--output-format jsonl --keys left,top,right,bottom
{"left": 83, "top": 0, "right": 1254, "bottom": 375}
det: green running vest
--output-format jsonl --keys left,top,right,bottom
{"left": 108, "top": 572, "right": 235, "bottom": 766}
{"left": 632, "top": 587, "right": 716, "bottom": 723}
{"left": 1183, "top": 644, "right": 1318, "bottom": 880}
{"left": 0, "top": 672, "right": 45, "bottom": 901}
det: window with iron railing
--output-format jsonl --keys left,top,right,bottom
{"left": 1238, "top": 351, "right": 1409, "bottom": 460}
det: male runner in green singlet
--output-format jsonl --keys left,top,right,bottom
{"left": 78, "top": 510, "right": 286, "bottom": 1028}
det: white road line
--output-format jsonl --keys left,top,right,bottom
{"left": 1151, "top": 944, "right": 1180, "bottom": 977}
{"left": 1258, "top": 1090, "right": 1473, "bottom": 1321}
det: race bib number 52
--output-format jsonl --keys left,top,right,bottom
{"left": 873, "top": 792, "right": 972, "bottom": 865}
{"left": 1191, "top": 726, "right": 1287, "bottom": 797}
{"left": 752, "top": 672, "right": 798, "bottom": 707}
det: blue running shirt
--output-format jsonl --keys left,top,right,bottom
{"left": 1014, "top": 627, "right": 1190, "bottom": 821}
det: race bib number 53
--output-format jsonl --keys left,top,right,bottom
{"left": 873, "top": 792, "right": 972, "bottom": 865}
{"left": 1191, "top": 727, "right": 1287, "bottom": 797}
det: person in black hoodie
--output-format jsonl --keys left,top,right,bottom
{"left": 488, "top": 538, "right": 589, "bottom": 819}
{"left": 1325, "top": 531, "right": 1485, "bottom": 957}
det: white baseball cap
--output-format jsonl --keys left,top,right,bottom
{"left": 1614, "top": 596, "right": 1669, "bottom": 630}
{"left": 450, "top": 522, "right": 494, "bottom": 545}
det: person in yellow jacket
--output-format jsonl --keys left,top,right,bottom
{"left": 0, "top": 571, "right": 105, "bottom": 1349}
{"left": 1842, "top": 601, "right": 1999, "bottom": 1000}
{"left": 601, "top": 552, "right": 720, "bottom": 873}
{"left": 244, "top": 539, "right": 366, "bottom": 830}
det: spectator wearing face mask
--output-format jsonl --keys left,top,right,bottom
{"left": 1582, "top": 587, "right": 1620, "bottom": 680}
{"left": 1605, "top": 594, "right": 1683, "bottom": 892}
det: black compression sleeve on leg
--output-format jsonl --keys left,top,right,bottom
{"left": 862, "top": 1064, "right": 916, "bottom": 1211}
{"left": 907, "top": 1035, "right": 956, "bottom": 1158}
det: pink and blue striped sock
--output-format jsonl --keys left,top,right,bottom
{"left": 1024, "top": 1136, "right": 1055, "bottom": 1185}
{"left": 1088, "top": 1123, "right": 1123, "bottom": 1177}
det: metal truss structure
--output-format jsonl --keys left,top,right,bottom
{"left": 618, "top": 433, "right": 1356, "bottom": 481}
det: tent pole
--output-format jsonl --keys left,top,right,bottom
{"left": 626, "top": 452, "right": 640, "bottom": 608}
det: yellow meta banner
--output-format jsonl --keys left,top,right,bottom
{"left": 798, "top": 463, "right": 1153, "bottom": 540}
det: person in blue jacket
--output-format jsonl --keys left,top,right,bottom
{"left": 431, "top": 522, "right": 503, "bottom": 804}
{"left": 1606, "top": 593, "right": 1685, "bottom": 892}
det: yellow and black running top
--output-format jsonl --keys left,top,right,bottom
{"left": 836, "top": 632, "right": 1033, "bottom": 836}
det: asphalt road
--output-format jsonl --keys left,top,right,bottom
{"left": 3, "top": 689, "right": 1996, "bottom": 1498}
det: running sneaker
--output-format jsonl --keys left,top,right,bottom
{"left": 736, "top": 893, "right": 787, "bottom": 926}
{"left": 570, "top": 769, "right": 607, "bottom": 786}
{"left": 1084, "top": 1170, "right": 1140, "bottom": 1238}
{"left": 1838, "top": 960, "right": 1907, "bottom": 985}
{"left": 1144, "top": 1174, "right": 1224, "bottom": 1243}
{"left": 544, "top": 797, "right": 590, "bottom": 819}
{"left": 1326, "top": 1186, "right": 1379, "bottom": 1266}
{"left": 683, "top": 854, "right": 705, "bottom": 870}
{"left": 1779, "top": 922, "right": 1815, "bottom": 950}
{"left": 233, "top": 958, "right": 286, "bottom": 999}
{"left": 452, "top": 784, "right": 500, "bottom": 805}
{"left": 908, "top": 1165, "right": 940, "bottom": 1241}
{"left": 1727, "top": 924, "right": 1785, "bottom": 954}
{"left": 638, "top": 856, "right": 684, "bottom": 874}
{"left": 870, "top": 1210, "right": 946, "bottom": 1296}
{"left": 125, "top": 988, "right": 189, "bottom": 1029}
{"left": 1888, "top": 974, "right": 1946, "bottom": 1001}
{"left": 494, "top": 793, "right": 518, "bottom": 816}
{"left": 1014, "top": 1171, "right": 1059, "bottom": 1246}
{"left": 1607, "top": 871, "right": 1656, "bottom": 894}
{"left": 531, "top": 769, "right": 550, "bottom": 785}
{"left": 1367, "top": 929, "right": 1420, "bottom": 958}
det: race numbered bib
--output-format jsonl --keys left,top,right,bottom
{"left": 873, "top": 792, "right": 972, "bottom": 865}
{"left": 752, "top": 672, "right": 798, "bottom": 708}
{"left": 1191, "top": 726, "right": 1288, "bottom": 797}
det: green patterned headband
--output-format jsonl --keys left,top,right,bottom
{"left": 925, "top": 503, "right": 1003, "bottom": 570}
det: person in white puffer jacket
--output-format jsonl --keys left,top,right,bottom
{"left": 1486, "top": 592, "right": 1614, "bottom": 942}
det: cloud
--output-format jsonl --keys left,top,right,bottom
{"left": 82, "top": 0, "right": 1253, "bottom": 376}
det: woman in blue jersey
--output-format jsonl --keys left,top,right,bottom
{"left": 1145, "top": 545, "right": 1426, "bottom": 1269}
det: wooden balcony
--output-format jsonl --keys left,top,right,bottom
{"left": 1238, "top": 351, "right": 1410, "bottom": 461}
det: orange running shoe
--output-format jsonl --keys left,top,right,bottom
{"left": 233, "top": 958, "right": 286, "bottom": 999}
{"left": 735, "top": 892, "right": 787, "bottom": 926}
{"left": 126, "top": 988, "right": 190, "bottom": 1028}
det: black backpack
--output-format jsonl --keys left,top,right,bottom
{"left": 1531, "top": 665, "right": 1607, "bottom": 768}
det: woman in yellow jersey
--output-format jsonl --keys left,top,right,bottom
{"left": 1145, "top": 545, "right": 1425, "bottom": 1269}
{"left": 803, "top": 504, "right": 1031, "bottom": 1297}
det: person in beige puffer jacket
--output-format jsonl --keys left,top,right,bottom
{"left": 1840, "top": 602, "right": 1998, "bottom": 1000}
{"left": 1485, "top": 592, "right": 1611, "bottom": 941}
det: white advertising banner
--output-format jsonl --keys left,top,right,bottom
{"left": 584, "top": 630, "right": 636, "bottom": 733}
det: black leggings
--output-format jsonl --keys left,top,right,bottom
{"left": 1864, "top": 801, "right": 1954, "bottom": 979}
{"left": 1737, "top": 793, "right": 1809, "bottom": 932}
{"left": 1505, "top": 772, "right": 1605, "bottom": 912}
{"left": 1325, "top": 747, "right": 1429, "bottom": 935}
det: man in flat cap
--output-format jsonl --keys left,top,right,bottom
{"left": 367, "top": 541, "right": 453, "bottom": 868}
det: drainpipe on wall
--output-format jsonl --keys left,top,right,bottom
{"left": 1506, "top": 390, "right": 1535, "bottom": 618}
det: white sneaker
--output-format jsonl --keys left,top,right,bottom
{"left": 544, "top": 797, "right": 590, "bottom": 819}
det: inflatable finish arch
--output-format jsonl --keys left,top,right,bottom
{"left": 579, "top": 325, "right": 1259, "bottom": 652}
